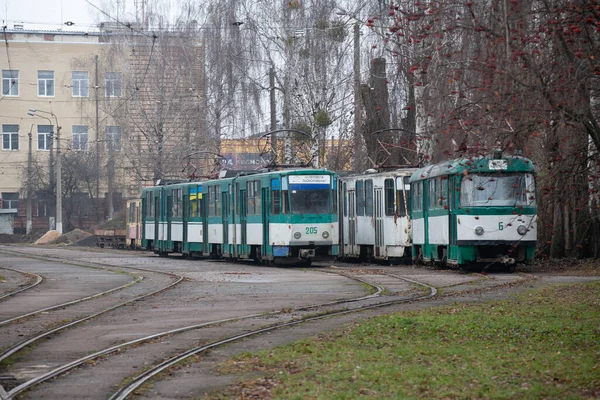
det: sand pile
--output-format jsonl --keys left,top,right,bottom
{"left": 34, "top": 230, "right": 61, "bottom": 245}
{"left": 55, "top": 229, "right": 92, "bottom": 245}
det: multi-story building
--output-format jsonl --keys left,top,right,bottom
{"left": 0, "top": 26, "right": 207, "bottom": 234}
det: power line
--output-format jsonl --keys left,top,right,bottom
{"left": 0, "top": 26, "right": 17, "bottom": 103}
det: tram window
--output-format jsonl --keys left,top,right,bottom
{"left": 356, "top": 180, "right": 365, "bottom": 216}
{"left": 439, "top": 177, "right": 448, "bottom": 208}
{"left": 429, "top": 180, "right": 436, "bottom": 209}
{"left": 343, "top": 182, "right": 347, "bottom": 217}
{"left": 332, "top": 177, "right": 338, "bottom": 214}
{"left": 172, "top": 188, "right": 182, "bottom": 217}
{"left": 215, "top": 189, "right": 222, "bottom": 216}
{"left": 145, "top": 192, "right": 153, "bottom": 217}
{"left": 208, "top": 186, "right": 216, "bottom": 216}
{"left": 271, "top": 178, "right": 281, "bottom": 214}
{"left": 281, "top": 177, "right": 290, "bottom": 214}
{"left": 246, "top": 181, "right": 255, "bottom": 214}
{"left": 412, "top": 182, "right": 422, "bottom": 212}
{"left": 189, "top": 193, "right": 197, "bottom": 217}
{"left": 282, "top": 189, "right": 290, "bottom": 214}
{"left": 255, "top": 180, "right": 262, "bottom": 215}
{"left": 129, "top": 202, "right": 136, "bottom": 222}
{"left": 384, "top": 179, "right": 394, "bottom": 216}
{"left": 365, "top": 180, "right": 373, "bottom": 216}
{"left": 235, "top": 183, "right": 240, "bottom": 216}
{"left": 198, "top": 192, "right": 203, "bottom": 217}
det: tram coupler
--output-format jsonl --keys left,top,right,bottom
{"left": 499, "top": 256, "right": 515, "bottom": 264}
{"left": 298, "top": 249, "right": 315, "bottom": 260}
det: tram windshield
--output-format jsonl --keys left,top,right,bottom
{"left": 290, "top": 188, "right": 330, "bottom": 214}
{"left": 460, "top": 173, "right": 536, "bottom": 207}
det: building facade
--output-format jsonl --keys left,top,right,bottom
{"left": 1, "top": 25, "right": 210, "bottom": 234}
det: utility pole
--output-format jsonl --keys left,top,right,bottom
{"left": 28, "top": 109, "right": 62, "bottom": 233}
{"left": 269, "top": 67, "right": 277, "bottom": 163}
{"left": 353, "top": 23, "right": 362, "bottom": 171}
{"left": 55, "top": 124, "right": 62, "bottom": 234}
{"left": 95, "top": 55, "right": 100, "bottom": 223}
{"left": 26, "top": 125, "right": 33, "bottom": 235}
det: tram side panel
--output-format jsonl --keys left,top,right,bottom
{"left": 340, "top": 171, "right": 414, "bottom": 262}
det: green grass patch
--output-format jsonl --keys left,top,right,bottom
{"left": 216, "top": 281, "right": 600, "bottom": 399}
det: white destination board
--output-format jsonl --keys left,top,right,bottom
{"left": 489, "top": 160, "right": 508, "bottom": 170}
{"left": 288, "top": 175, "right": 331, "bottom": 184}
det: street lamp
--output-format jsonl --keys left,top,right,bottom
{"left": 28, "top": 109, "right": 63, "bottom": 234}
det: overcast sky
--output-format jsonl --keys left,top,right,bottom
{"left": 1, "top": 0, "right": 137, "bottom": 31}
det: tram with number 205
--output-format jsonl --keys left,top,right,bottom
{"left": 140, "top": 168, "right": 338, "bottom": 266}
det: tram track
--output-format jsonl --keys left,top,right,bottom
{"left": 4, "top": 268, "right": 429, "bottom": 399}
{"left": 0, "top": 251, "right": 538, "bottom": 400}
{"left": 0, "top": 249, "right": 184, "bottom": 366}
{"left": 0, "top": 268, "right": 43, "bottom": 301}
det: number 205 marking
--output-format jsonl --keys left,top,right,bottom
{"left": 305, "top": 227, "right": 318, "bottom": 234}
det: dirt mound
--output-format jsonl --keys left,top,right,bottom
{"left": 55, "top": 229, "right": 92, "bottom": 245}
{"left": 34, "top": 230, "right": 62, "bottom": 245}
{"left": 71, "top": 235, "right": 99, "bottom": 247}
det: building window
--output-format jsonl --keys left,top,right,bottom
{"left": 2, "top": 124, "right": 19, "bottom": 150}
{"left": 105, "top": 72, "right": 122, "bottom": 97}
{"left": 37, "top": 199, "right": 49, "bottom": 217}
{"left": 2, "top": 70, "right": 18, "bottom": 96}
{"left": 105, "top": 126, "right": 121, "bottom": 151}
{"left": 1, "top": 192, "right": 18, "bottom": 210}
{"left": 72, "top": 71, "right": 89, "bottom": 97}
{"left": 72, "top": 125, "right": 88, "bottom": 151}
{"left": 38, "top": 70, "right": 55, "bottom": 96}
{"left": 37, "top": 125, "right": 53, "bottom": 150}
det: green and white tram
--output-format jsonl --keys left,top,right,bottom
{"left": 141, "top": 169, "right": 339, "bottom": 266}
{"left": 410, "top": 152, "right": 537, "bottom": 268}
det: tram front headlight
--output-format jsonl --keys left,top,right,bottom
{"left": 293, "top": 231, "right": 302, "bottom": 239}
{"left": 322, "top": 231, "right": 330, "bottom": 239}
{"left": 475, "top": 226, "right": 485, "bottom": 236}
{"left": 517, "top": 225, "right": 528, "bottom": 235}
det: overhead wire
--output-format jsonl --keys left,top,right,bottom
{"left": 0, "top": 25, "right": 17, "bottom": 103}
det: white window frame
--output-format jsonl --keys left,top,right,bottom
{"left": 1, "top": 192, "right": 19, "bottom": 210}
{"left": 72, "top": 125, "right": 88, "bottom": 151}
{"left": 38, "top": 70, "right": 55, "bottom": 97}
{"left": 105, "top": 72, "right": 122, "bottom": 97}
{"left": 2, "top": 70, "right": 19, "bottom": 96}
{"left": 72, "top": 71, "right": 89, "bottom": 97}
{"left": 2, "top": 124, "right": 19, "bottom": 150}
{"left": 105, "top": 125, "right": 121, "bottom": 151}
{"left": 37, "top": 125, "right": 54, "bottom": 151}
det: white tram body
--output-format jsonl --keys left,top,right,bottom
{"left": 339, "top": 169, "right": 416, "bottom": 262}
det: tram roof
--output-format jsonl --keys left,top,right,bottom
{"left": 410, "top": 155, "right": 535, "bottom": 182}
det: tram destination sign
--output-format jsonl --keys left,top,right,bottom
{"left": 288, "top": 175, "right": 331, "bottom": 184}
{"left": 488, "top": 159, "right": 508, "bottom": 170}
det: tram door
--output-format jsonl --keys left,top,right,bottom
{"left": 182, "top": 194, "right": 188, "bottom": 246}
{"left": 202, "top": 195, "right": 208, "bottom": 254}
{"left": 240, "top": 188, "right": 248, "bottom": 252}
{"left": 339, "top": 183, "right": 346, "bottom": 256}
{"left": 154, "top": 194, "right": 160, "bottom": 250}
{"left": 222, "top": 187, "right": 229, "bottom": 256}
{"left": 261, "top": 187, "right": 269, "bottom": 259}
{"left": 348, "top": 189, "right": 356, "bottom": 254}
{"left": 166, "top": 193, "right": 172, "bottom": 251}
{"left": 374, "top": 188, "right": 384, "bottom": 257}
{"left": 448, "top": 176, "right": 457, "bottom": 261}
